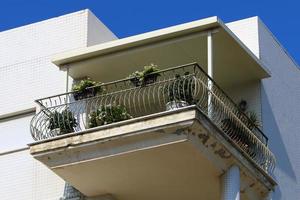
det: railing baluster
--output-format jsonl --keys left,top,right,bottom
{"left": 30, "top": 62, "right": 275, "bottom": 174}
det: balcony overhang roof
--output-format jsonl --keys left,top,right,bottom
{"left": 52, "top": 16, "right": 270, "bottom": 88}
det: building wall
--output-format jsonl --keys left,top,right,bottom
{"left": 226, "top": 17, "right": 260, "bottom": 58}
{"left": 0, "top": 149, "right": 65, "bottom": 200}
{"left": 228, "top": 17, "right": 300, "bottom": 200}
{"left": 0, "top": 9, "right": 117, "bottom": 117}
{"left": 226, "top": 18, "right": 262, "bottom": 125}
{"left": 87, "top": 10, "right": 117, "bottom": 46}
{"left": 0, "top": 10, "right": 86, "bottom": 117}
{"left": 0, "top": 114, "right": 33, "bottom": 153}
{"left": 0, "top": 9, "right": 117, "bottom": 199}
{"left": 258, "top": 18, "right": 300, "bottom": 200}
{"left": 224, "top": 80, "right": 262, "bottom": 123}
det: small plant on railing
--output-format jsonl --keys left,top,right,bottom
{"left": 128, "top": 71, "right": 143, "bottom": 87}
{"left": 128, "top": 64, "right": 160, "bottom": 87}
{"left": 140, "top": 64, "right": 161, "bottom": 85}
{"left": 48, "top": 109, "right": 77, "bottom": 135}
{"left": 165, "top": 72, "right": 195, "bottom": 110}
{"left": 89, "top": 104, "right": 132, "bottom": 128}
{"left": 72, "top": 78, "right": 103, "bottom": 100}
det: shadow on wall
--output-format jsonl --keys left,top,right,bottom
{"left": 261, "top": 86, "right": 298, "bottom": 199}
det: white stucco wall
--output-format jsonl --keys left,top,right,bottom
{"left": 87, "top": 10, "right": 117, "bottom": 46}
{"left": 258, "top": 18, "right": 300, "bottom": 200}
{"left": 226, "top": 17, "right": 260, "bottom": 58}
{"left": 227, "top": 17, "right": 300, "bottom": 200}
{"left": 226, "top": 18, "right": 262, "bottom": 124}
{"left": 224, "top": 80, "right": 262, "bottom": 122}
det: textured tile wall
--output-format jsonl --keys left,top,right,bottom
{"left": 0, "top": 149, "right": 65, "bottom": 200}
{"left": 0, "top": 10, "right": 88, "bottom": 116}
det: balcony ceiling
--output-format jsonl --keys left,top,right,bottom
{"left": 52, "top": 16, "right": 270, "bottom": 88}
{"left": 55, "top": 141, "right": 221, "bottom": 199}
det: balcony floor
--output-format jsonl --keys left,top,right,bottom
{"left": 29, "top": 107, "right": 275, "bottom": 199}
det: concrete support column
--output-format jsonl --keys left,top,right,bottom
{"left": 207, "top": 31, "right": 213, "bottom": 79}
{"left": 61, "top": 182, "right": 85, "bottom": 200}
{"left": 207, "top": 31, "right": 213, "bottom": 117}
{"left": 264, "top": 192, "right": 273, "bottom": 200}
{"left": 222, "top": 165, "right": 240, "bottom": 200}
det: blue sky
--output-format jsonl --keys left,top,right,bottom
{"left": 1, "top": 0, "right": 299, "bottom": 65}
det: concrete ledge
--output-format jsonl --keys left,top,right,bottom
{"left": 30, "top": 108, "right": 196, "bottom": 154}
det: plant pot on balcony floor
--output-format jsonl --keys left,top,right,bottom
{"left": 130, "top": 77, "right": 141, "bottom": 87}
{"left": 166, "top": 100, "right": 189, "bottom": 111}
{"left": 50, "top": 127, "right": 74, "bottom": 136}
{"left": 142, "top": 74, "right": 159, "bottom": 85}
{"left": 50, "top": 128, "right": 61, "bottom": 136}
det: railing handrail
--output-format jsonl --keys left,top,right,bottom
{"left": 192, "top": 63, "right": 268, "bottom": 144}
{"left": 35, "top": 62, "right": 268, "bottom": 144}
{"left": 35, "top": 62, "right": 199, "bottom": 104}
{"left": 30, "top": 62, "right": 275, "bottom": 174}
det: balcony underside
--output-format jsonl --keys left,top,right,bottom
{"left": 29, "top": 107, "right": 275, "bottom": 199}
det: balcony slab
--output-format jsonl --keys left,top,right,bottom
{"left": 29, "top": 106, "right": 276, "bottom": 199}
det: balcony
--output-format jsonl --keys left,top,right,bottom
{"left": 29, "top": 63, "right": 275, "bottom": 199}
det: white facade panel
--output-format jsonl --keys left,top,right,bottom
{"left": 257, "top": 19, "right": 300, "bottom": 200}
{"left": 0, "top": 10, "right": 87, "bottom": 117}
{"left": 226, "top": 17, "right": 260, "bottom": 58}
{"left": 0, "top": 56, "right": 66, "bottom": 115}
{"left": 87, "top": 10, "right": 117, "bottom": 46}
{"left": 227, "top": 16, "right": 300, "bottom": 200}
{"left": 225, "top": 80, "right": 262, "bottom": 122}
{"left": 0, "top": 114, "right": 33, "bottom": 153}
{"left": 0, "top": 9, "right": 117, "bottom": 117}
{"left": 0, "top": 10, "right": 88, "bottom": 68}
{"left": 0, "top": 149, "right": 65, "bottom": 200}
{"left": 0, "top": 9, "right": 118, "bottom": 199}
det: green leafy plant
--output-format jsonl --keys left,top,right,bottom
{"left": 48, "top": 109, "right": 77, "bottom": 135}
{"left": 128, "top": 64, "right": 160, "bottom": 86}
{"left": 140, "top": 64, "right": 160, "bottom": 84}
{"left": 238, "top": 100, "right": 261, "bottom": 130}
{"left": 166, "top": 72, "right": 195, "bottom": 104}
{"left": 89, "top": 104, "right": 132, "bottom": 128}
{"left": 72, "top": 78, "right": 103, "bottom": 100}
{"left": 246, "top": 111, "right": 261, "bottom": 129}
{"left": 128, "top": 71, "right": 143, "bottom": 86}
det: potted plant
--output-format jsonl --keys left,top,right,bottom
{"left": 140, "top": 64, "right": 160, "bottom": 85}
{"left": 48, "top": 109, "right": 77, "bottom": 135}
{"left": 165, "top": 72, "right": 195, "bottom": 110}
{"left": 88, "top": 104, "right": 132, "bottom": 128}
{"left": 128, "top": 71, "right": 143, "bottom": 87}
{"left": 72, "top": 78, "right": 103, "bottom": 100}
{"left": 128, "top": 64, "right": 160, "bottom": 87}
